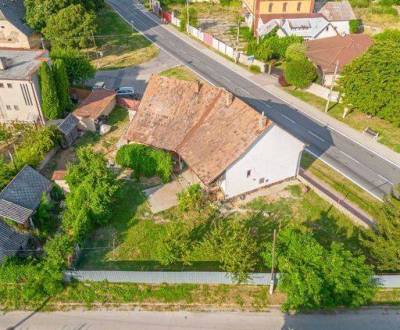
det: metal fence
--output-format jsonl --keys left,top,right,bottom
{"left": 65, "top": 270, "right": 400, "bottom": 288}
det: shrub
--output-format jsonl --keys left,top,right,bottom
{"left": 249, "top": 64, "right": 261, "bottom": 73}
{"left": 278, "top": 74, "right": 289, "bottom": 87}
{"left": 50, "top": 48, "right": 95, "bottom": 85}
{"left": 349, "top": 0, "right": 370, "bottom": 8}
{"left": 39, "top": 62, "right": 61, "bottom": 120}
{"left": 116, "top": 144, "right": 173, "bottom": 183}
{"left": 52, "top": 59, "right": 72, "bottom": 113}
{"left": 349, "top": 19, "right": 362, "bottom": 33}
{"left": 285, "top": 42, "right": 306, "bottom": 61}
{"left": 177, "top": 184, "right": 205, "bottom": 212}
{"left": 263, "top": 228, "right": 376, "bottom": 312}
{"left": 284, "top": 57, "right": 317, "bottom": 89}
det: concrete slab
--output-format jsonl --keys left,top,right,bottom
{"left": 144, "top": 169, "right": 201, "bottom": 213}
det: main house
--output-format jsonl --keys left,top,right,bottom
{"left": 0, "top": 49, "right": 48, "bottom": 124}
{"left": 0, "top": 0, "right": 40, "bottom": 49}
{"left": 124, "top": 75, "right": 304, "bottom": 199}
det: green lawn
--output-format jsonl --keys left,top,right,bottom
{"left": 284, "top": 87, "right": 400, "bottom": 153}
{"left": 88, "top": 6, "right": 159, "bottom": 70}
{"left": 159, "top": 66, "right": 199, "bottom": 82}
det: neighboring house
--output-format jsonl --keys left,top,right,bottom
{"left": 0, "top": 0, "right": 40, "bottom": 49}
{"left": 0, "top": 165, "right": 52, "bottom": 227}
{"left": 73, "top": 89, "right": 116, "bottom": 132}
{"left": 318, "top": 1, "right": 356, "bottom": 36}
{"left": 0, "top": 220, "right": 29, "bottom": 263}
{"left": 124, "top": 75, "right": 304, "bottom": 199}
{"left": 0, "top": 49, "right": 48, "bottom": 124}
{"left": 242, "top": 0, "right": 314, "bottom": 33}
{"left": 51, "top": 170, "right": 69, "bottom": 193}
{"left": 306, "top": 34, "right": 373, "bottom": 86}
{"left": 257, "top": 13, "right": 338, "bottom": 39}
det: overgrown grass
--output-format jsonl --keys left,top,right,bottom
{"left": 159, "top": 66, "right": 199, "bottom": 81}
{"left": 300, "top": 152, "right": 390, "bottom": 222}
{"left": 372, "top": 289, "right": 400, "bottom": 305}
{"left": 284, "top": 87, "right": 400, "bottom": 153}
{"left": 88, "top": 6, "right": 159, "bottom": 70}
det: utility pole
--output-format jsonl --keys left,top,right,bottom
{"left": 40, "top": 37, "right": 46, "bottom": 50}
{"left": 269, "top": 229, "right": 277, "bottom": 295}
{"left": 325, "top": 60, "right": 339, "bottom": 113}
{"left": 91, "top": 31, "right": 97, "bottom": 49}
{"left": 131, "top": 20, "right": 135, "bottom": 32}
{"left": 186, "top": 0, "right": 190, "bottom": 33}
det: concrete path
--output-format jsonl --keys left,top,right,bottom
{"left": 107, "top": 0, "right": 400, "bottom": 201}
{"left": 87, "top": 49, "right": 178, "bottom": 94}
{"left": 2, "top": 309, "right": 400, "bottom": 330}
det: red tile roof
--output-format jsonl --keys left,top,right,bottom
{"left": 73, "top": 89, "right": 116, "bottom": 120}
{"left": 306, "top": 34, "right": 373, "bottom": 73}
{"left": 51, "top": 170, "right": 67, "bottom": 181}
{"left": 125, "top": 75, "right": 271, "bottom": 185}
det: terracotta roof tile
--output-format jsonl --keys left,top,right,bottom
{"left": 51, "top": 170, "right": 67, "bottom": 181}
{"left": 125, "top": 75, "right": 271, "bottom": 185}
{"left": 306, "top": 34, "right": 373, "bottom": 73}
{"left": 73, "top": 89, "right": 116, "bottom": 120}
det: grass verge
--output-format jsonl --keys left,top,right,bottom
{"left": 284, "top": 87, "right": 400, "bottom": 153}
{"left": 159, "top": 66, "right": 199, "bottom": 81}
{"left": 87, "top": 6, "right": 159, "bottom": 70}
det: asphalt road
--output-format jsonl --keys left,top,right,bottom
{"left": 107, "top": 0, "right": 400, "bottom": 200}
{"left": 2, "top": 309, "right": 400, "bottom": 330}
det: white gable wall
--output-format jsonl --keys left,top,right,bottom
{"left": 331, "top": 21, "right": 350, "bottom": 35}
{"left": 219, "top": 124, "right": 304, "bottom": 199}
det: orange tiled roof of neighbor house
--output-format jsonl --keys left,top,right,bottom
{"left": 73, "top": 89, "right": 116, "bottom": 120}
{"left": 125, "top": 75, "right": 271, "bottom": 185}
{"left": 51, "top": 170, "right": 67, "bottom": 181}
{"left": 306, "top": 34, "right": 373, "bottom": 74}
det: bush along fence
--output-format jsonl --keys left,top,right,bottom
{"left": 65, "top": 270, "right": 400, "bottom": 288}
{"left": 159, "top": 10, "right": 267, "bottom": 73}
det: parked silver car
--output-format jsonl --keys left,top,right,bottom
{"left": 115, "top": 86, "right": 135, "bottom": 97}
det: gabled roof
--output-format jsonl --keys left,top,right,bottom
{"left": 318, "top": 1, "right": 356, "bottom": 21}
{"left": 0, "top": 0, "right": 33, "bottom": 36}
{"left": 125, "top": 75, "right": 271, "bottom": 185}
{"left": 58, "top": 113, "right": 79, "bottom": 136}
{"left": 306, "top": 34, "right": 373, "bottom": 73}
{"left": 73, "top": 89, "right": 116, "bottom": 120}
{"left": 0, "top": 165, "right": 52, "bottom": 224}
{"left": 0, "top": 220, "right": 29, "bottom": 262}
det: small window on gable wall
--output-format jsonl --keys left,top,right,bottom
{"left": 7, "top": 83, "right": 12, "bottom": 88}
{"left": 297, "top": 2, "right": 302, "bottom": 11}
{"left": 247, "top": 170, "right": 251, "bottom": 178}
{"left": 268, "top": 3, "right": 273, "bottom": 12}
{"left": 282, "top": 2, "right": 287, "bottom": 12}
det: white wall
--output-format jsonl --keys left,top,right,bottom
{"left": 219, "top": 124, "right": 304, "bottom": 199}
{"left": 0, "top": 74, "right": 44, "bottom": 124}
{"left": 331, "top": 21, "right": 350, "bottom": 36}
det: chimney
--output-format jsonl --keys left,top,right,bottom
{"left": 259, "top": 111, "right": 267, "bottom": 129}
{"left": 0, "top": 57, "right": 9, "bottom": 70}
{"left": 225, "top": 92, "right": 234, "bottom": 106}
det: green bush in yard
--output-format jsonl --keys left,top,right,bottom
{"left": 179, "top": 7, "right": 198, "bottom": 31}
{"left": 39, "top": 62, "right": 61, "bottom": 120}
{"left": 284, "top": 57, "right": 317, "bottom": 89}
{"left": 116, "top": 144, "right": 173, "bottom": 183}
{"left": 177, "top": 184, "right": 206, "bottom": 212}
{"left": 52, "top": 59, "right": 72, "bottom": 113}
{"left": 50, "top": 48, "right": 95, "bottom": 85}
{"left": 263, "top": 228, "right": 376, "bottom": 312}
{"left": 285, "top": 42, "right": 307, "bottom": 61}
{"left": 349, "top": 19, "right": 362, "bottom": 33}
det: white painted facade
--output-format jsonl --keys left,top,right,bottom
{"left": 0, "top": 75, "right": 44, "bottom": 124}
{"left": 331, "top": 21, "right": 350, "bottom": 36}
{"left": 218, "top": 124, "right": 304, "bottom": 199}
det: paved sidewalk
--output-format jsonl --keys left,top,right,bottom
{"left": 157, "top": 15, "right": 400, "bottom": 167}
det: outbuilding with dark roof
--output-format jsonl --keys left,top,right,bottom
{"left": 0, "top": 220, "right": 29, "bottom": 263}
{"left": 0, "top": 165, "right": 52, "bottom": 225}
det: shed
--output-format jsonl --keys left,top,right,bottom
{"left": 0, "top": 220, "right": 29, "bottom": 263}
{"left": 73, "top": 89, "right": 116, "bottom": 132}
{"left": 51, "top": 170, "right": 69, "bottom": 192}
{"left": 57, "top": 113, "right": 79, "bottom": 148}
{"left": 0, "top": 165, "right": 52, "bottom": 226}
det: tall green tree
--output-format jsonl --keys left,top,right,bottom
{"left": 50, "top": 48, "right": 95, "bottom": 84}
{"left": 362, "top": 200, "right": 400, "bottom": 272}
{"left": 39, "top": 62, "right": 61, "bottom": 120}
{"left": 284, "top": 56, "right": 317, "bottom": 89}
{"left": 52, "top": 59, "right": 72, "bottom": 113}
{"left": 263, "top": 228, "right": 376, "bottom": 311}
{"left": 338, "top": 37, "right": 400, "bottom": 125}
{"left": 43, "top": 4, "right": 97, "bottom": 49}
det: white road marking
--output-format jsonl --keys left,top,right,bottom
{"left": 307, "top": 130, "right": 326, "bottom": 143}
{"left": 280, "top": 113, "right": 296, "bottom": 124}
